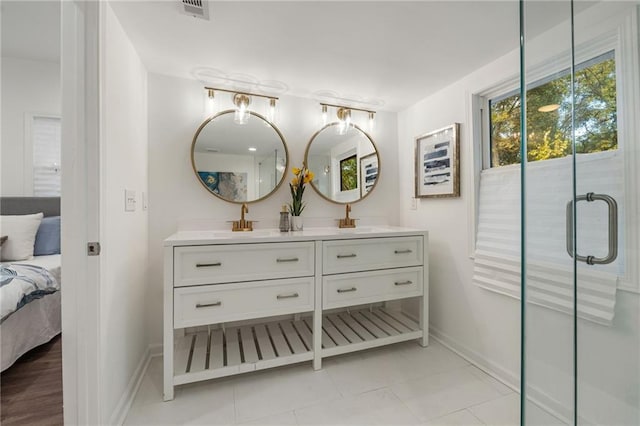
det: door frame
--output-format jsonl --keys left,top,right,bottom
{"left": 61, "top": 1, "right": 102, "bottom": 423}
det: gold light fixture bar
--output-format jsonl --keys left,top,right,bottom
{"left": 319, "top": 102, "right": 376, "bottom": 115}
{"left": 204, "top": 86, "right": 279, "bottom": 101}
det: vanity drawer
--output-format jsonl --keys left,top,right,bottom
{"left": 174, "top": 242, "right": 315, "bottom": 287}
{"left": 323, "top": 236, "right": 423, "bottom": 274}
{"left": 323, "top": 266, "right": 423, "bottom": 309}
{"left": 174, "top": 277, "right": 314, "bottom": 328}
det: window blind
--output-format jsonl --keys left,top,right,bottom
{"left": 473, "top": 151, "right": 623, "bottom": 325}
{"left": 32, "top": 116, "right": 61, "bottom": 196}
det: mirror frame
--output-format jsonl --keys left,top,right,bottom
{"left": 303, "top": 122, "right": 381, "bottom": 205}
{"left": 190, "top": 109, "right": 290, "bottom": 204}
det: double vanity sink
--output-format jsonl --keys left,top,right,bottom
{"left": 170, "top": 106, "right": 425, "bottom": 401}
{"left": 168, "top": 226, "right": 409, "bottom": 241}
{"left": 163, "top": 225, "right": 429, "bottom": 401}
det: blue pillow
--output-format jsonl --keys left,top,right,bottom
{"left": 34, "top": 216, "right": 61, "bottom": 256}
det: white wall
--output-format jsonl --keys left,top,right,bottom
{"left": 146, "top": 73, "right": 399, "bottom": 346}
{"left": 1, "top": 57, "right": 60, "bottom": 195}
{"left": 398, "top": 3, "right": 639, "bottom": 424}
{"left": 100, "top": 4, "right": 149, "bottom": 423}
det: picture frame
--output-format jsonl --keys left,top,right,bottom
{"left": 414, "top": 123, "right": 460, "bottom": 198}
{"left": 359, "top": 152, "right": 378, "bottom": 197}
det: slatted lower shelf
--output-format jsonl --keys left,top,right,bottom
{"left": 174, "top": 308, "right": 422, "bottom": 385}
{"left": 174, "top": 319, "right": 313, "bottom": 385}
{"left": 316, "top": 307, "right": 422, "bottom": 357}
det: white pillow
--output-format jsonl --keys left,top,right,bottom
{"left": 0, "top": 213, "right": 44, "bottom": 261}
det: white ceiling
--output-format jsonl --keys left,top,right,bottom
{"left": 111, "top": 1, "right": 594, "bottom": 112}
{"left": 1, "top": 0, "right": 60, "bottom": 63}
{"left": 0, "top": 1, "right": 594, "bottom": 111}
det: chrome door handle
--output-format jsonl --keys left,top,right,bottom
{"left": 196, "top": 262, "right": 222, "bottom": 268}
{"left": 276, "top": 292, "right": 299, "bottom": 300}
{"left": 394, "top": 249, "right": 413, "bottom": 254}
{"left": 337, "top": 254, "right": 357, "bottom": 259}
{"left": 337, "top": 287, "right": 357, "bottom": 293}
{"left": 566, "top": 192, "right": 618, "bottom": 265}
{"left": 196, "top": 301, "right": 222, "bottom": 308}
{"left": 394, "top": 280, "right": 413, "bottom": 286}
{"left": 276, "top": 257, "right": 299, "bottom": 263}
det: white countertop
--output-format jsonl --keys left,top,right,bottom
{"left": 164, "top": 226, "right": 427, "bottom": 246}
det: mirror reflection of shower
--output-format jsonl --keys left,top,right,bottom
{"left": 258, "top": 149, "right": 285, "bottom": 198}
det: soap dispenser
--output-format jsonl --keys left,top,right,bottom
{"left": 279, "top": 205, "right": 290, "bottom": 232}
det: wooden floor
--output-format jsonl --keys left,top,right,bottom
{"left": 1, "top": 335, "right": 63, "bottom": 426}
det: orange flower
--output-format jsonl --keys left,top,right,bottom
{"left": 291, "top": 177, "right": 299, "bottom": 186}
{"left": 292, "top": 167, "right": 301, "bottom": 176}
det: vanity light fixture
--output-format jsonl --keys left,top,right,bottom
{"left": 204, "top": 87, "right": 280, "bottom": 125}
{"left": 319, "top": 103, "right": 376, "bottom": 135}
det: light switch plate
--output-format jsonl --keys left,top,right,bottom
{"left": 142, "top": 191, "right": 148, "bottom": 211}
{"left": 410, "top": 198, "right": 418, "bottom": 210}
{"left": 125, "top": 190, "right": 136, "bottom": 212}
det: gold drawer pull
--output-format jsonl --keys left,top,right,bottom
{"left": 337, "top": 287, "right": 357, "bottom": 293}
{"left": 196, "top": 301, "right": 222, "bottom": 308}
{"left": 196, "top": 262, "right": 222, "bottom": 268}
{"left": 394, "top": 280, "right": 413, "bottom": 286}
{"left": 277, "top": 292, "right": 299, "bottom": 300}
{"left": 337, "top": 254, "right": 357, "bottom": 259}
{"left": 277, "top": 257, "right": 299, "bottom": 263}
{"left": 394, "top": 249, "right": 413, "bottom": 254}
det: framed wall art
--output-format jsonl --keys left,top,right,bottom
{"left": 414, "top": 123, "right": 460, "bottom": 198}
{"left": 359, "top": 152, "right": 378, "bottom": 197}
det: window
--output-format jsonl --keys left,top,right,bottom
{"left": 339, "top": 155, "right": 357, "bottom": 191}
{"left": 489, "top": 51, "right": 617, "bottom": 167}
{"left": 471, "top": 48, "right": 634, "bottom": 320}
{"left": 31, "top": 116, "right": 62, "bottom": 196}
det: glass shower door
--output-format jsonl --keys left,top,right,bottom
{"left": 521, "top": 1, "right": 640, "bottom": 424}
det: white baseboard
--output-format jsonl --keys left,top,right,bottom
{"left": 108, "top": 347, "right": 153, "bottom": 426}
{"left": 429, "top": 325, "right": 520, "bottom": 391}
{"left": 149, "top": 343, "right": 163, "bottom": 358}
{"left": 429, "top": 325, "right": 571, "bottom": 424}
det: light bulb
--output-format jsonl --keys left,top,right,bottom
{"left": 336, "top": 108, "right": 351, "bottom": 135}
{"left": 368, "top": 112, "right": 375, "bottom": 131}
{"left": 321, "top": 104, "right": 328, "bottom": 125}
{"left": 233, "top": 94, "right": 251, "bottom": 125}
{"left": 267, "top": 98, "right": 277, "bottom": 123}
{"left": 206, "top": 89, "right": 216, "bottom": 116}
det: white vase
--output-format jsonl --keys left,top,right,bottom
{"left": 290, "top": 215, "right": 303, "bottom": 231}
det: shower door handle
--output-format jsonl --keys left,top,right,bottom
{"left": 565, "top": 192, "right": 618, "bottom": 265}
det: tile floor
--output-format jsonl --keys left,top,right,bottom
{"left": 124, "top": 340, "right": 564, "bottom": 425}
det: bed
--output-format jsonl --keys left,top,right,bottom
{"left": 1, "top": 197, "right": 61, "bottom": 372}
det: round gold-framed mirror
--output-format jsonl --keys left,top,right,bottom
{"left": 304, "top": 122, "right": 380, "bottom": 204}
{"left": 191, "top": 110, "right": 289, "bottom": 204}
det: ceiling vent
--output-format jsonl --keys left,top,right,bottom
{"left": 180, "top": 0, "right": 209, "bottom": 20}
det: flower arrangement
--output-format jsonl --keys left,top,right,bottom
{"left": 288, "top": 166, "right": 314, "bottom": 216}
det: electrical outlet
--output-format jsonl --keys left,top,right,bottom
{"left": 125, "top": 190, "right": 136, "bottom": 212}
{"left": 410, "top": 198, "right": 418, "bottom": 210}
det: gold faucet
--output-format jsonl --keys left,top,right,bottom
{"left": 338, "top": 204, "right": 356, "bottom": 228}
{"left": 232, "top": 203, "right": 253, "bottom": 232}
